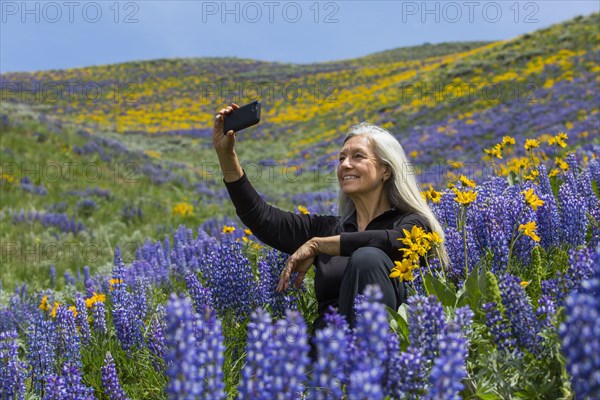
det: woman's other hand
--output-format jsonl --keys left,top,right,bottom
{"left": 276, "top": 239, "right": 319, "bottom": 292}
{"left": 212, "top": 103, "right": 239, "bottom": 156}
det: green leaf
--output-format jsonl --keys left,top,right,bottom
{"left": 457, "top": 265, "right": 483, "bottom": 311}
{"left": 423, "top": 273, "right": 457, "bottom": 307}
{"left": 387, "top": 304, "right": 409, "bottom": 345}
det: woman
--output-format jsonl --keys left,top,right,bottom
{"left": 213, "top": 103, "right": 447, "bottom": 329}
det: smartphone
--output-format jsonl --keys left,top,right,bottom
{"left": 223, "top": 100, "right": 261, "bottom": 134}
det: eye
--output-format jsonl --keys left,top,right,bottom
{"left": 338, "top": 156, "right": 345, "bottom": 162}
{"left": 354, "top": 154, "right": 365, "bottom": 159}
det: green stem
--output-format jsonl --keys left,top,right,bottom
{"left": 462, "top": 205, "right": 469, "bottom": 280}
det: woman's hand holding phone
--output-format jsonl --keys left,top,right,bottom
{"left": 213, "top": 103, "right": 239, "bottom": 156}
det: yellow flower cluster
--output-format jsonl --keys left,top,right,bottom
{"left": 39, "top": 295, "right": 78, "bottom": 319}
{"left": 85, "top": 292, "right": 107, "bottom": 308}
{"left": 453, "top": 188, "right": 478, "bottom": 206}
{"left": 222, "top": 225, "right": 235, "bottom": 234}
{"left": 519, "top": 221, "right": 541, "bottom": 242}
{"left": 522, "top": 188, "right": 545, "bottom": 211}
{"left": 548, "top": 132, "right": 568, "bottom": 148}
{"left": 172, "top": 202, "right": 194, "bottom": 217}
{"left": 297, "top": 205, "right": 310, "bottom": 215}
{"left": 421, "top": 185, "right": 442, "bottom": 203}
{"left": 390, "top": 226, "right": 442, "bottom": 282}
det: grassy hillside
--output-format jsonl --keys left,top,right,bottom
{"left": 0, "top": 13, "right": 598, "bottom": 291}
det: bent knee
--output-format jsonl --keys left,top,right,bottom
{"left": 348, "top": 247, "right": 391, "bottom": 269}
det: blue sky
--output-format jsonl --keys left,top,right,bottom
{"left": 1, "top": 1, "right": 598, "bottom": 73}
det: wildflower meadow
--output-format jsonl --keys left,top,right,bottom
{"left": 1, "top": 12, "right": 599, "bottom": 400}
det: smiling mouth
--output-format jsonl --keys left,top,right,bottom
{"left": 343, "top": 175, "right": 359, "bottom": 181}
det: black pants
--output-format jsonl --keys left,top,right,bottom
{"left": 338, "top": 246, "right": 406, "bottom": 327}
{"left": 308, "top": 247, "right": 406, "bottom": 362}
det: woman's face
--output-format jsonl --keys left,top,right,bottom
{"left": 337, "top": 135, "right": 389, "bottom": 196}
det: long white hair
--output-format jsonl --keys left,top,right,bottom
{"left": 337, "top": 122, "right": 449, "bottom": 266}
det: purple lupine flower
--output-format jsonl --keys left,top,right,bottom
{"left": 558, "top": 182, "right": 588, "bottom": 247}
{"left": 147, "top": 306, "right": 167, "bottom": 370}
{"left": 43, "top": 375, "right": 67, "bottom": 400}
{"left": 64, "top": 271, "right": 76, "bottom": 287}
{"left": 383, "top": 332, "right": 401, "bottom": 399}
{"left": 75, "top": 296, "right": 91, "bottom": 345}
{"left": 267, "top": 310, "right": 310, "bottom": 399}
{"left": 347, "top": 285, "right": 389, "bottom": 400}
{"left": 310, "top": 311, "right": 351, "bottom": 400}
{"left": 237, "top": 308, "right": 273, "bottom": 399}
{"left": 536, "top": 295, "right": 556, "bottom": 329}
{"left": 443, "top": 227, "right": 467, "bottom": 283}
{"left": 482, "top": 302, "right": 517, "bottom": 353}
{"left": 56, "top": 305, "right": 82, "bottom": 367}
{"left": 27, "top": 312, "right": 57, "bottom": 394}
{"left": 185, "top": 271, "right": 213, "bottom": 314}
{"left": 396, "top": 347, "right": 428, "bottom": 398}
{"left": 567, "top": 247, "right": 595, "bottom": 294}
{"left": 559, "top": 287, "right": 600, "bottom": 399}
{"left": 27, "top": 313, "right": 57, "bottom": 395}
{"left": 92, "top": 301, "right": 107, "bottom": 335}
{"left": 111, "top": 247, "right": 144, "bottom": 350}
{"left": 258, "top": 248, "right": 299, "bottom": 319}
{"left": 537, "top": 191, "right": 561, "bottom": 249}
{"left": 425, "top": 332, "right": 469, "bottom": 400}
{"left": 101, "top": 352, "right": 129, "bottom": 400}
{"left": 407, "top": 294, "right": 446, "bottom": 362}
{"left": 165, "top": 294, "right": 202, "bottom": 399}
{"left": 499, "top": 274, "right": 540, "bottom": 353}
{"left": 199, "top": 240, "right": 259, "bottom": 320}
{"left": 59, "top": 362, "right": 96, "bottom": 399}
{"left": 0, "top": 330, "right": 26, "bottom": 400}
{"left": 488, "top": 220, "right": 510, "bottom": 275}
{"left": 193, "top": 307, "right": 226, "bottom": 400}
{"left": 430, "top": 190, "right": 459, "bottom": 229}
{"left": 451, "top": 306, "right": 475, "bottom": 337}
{"left": 49, "top": 264, "right": 57, "bottom": 289}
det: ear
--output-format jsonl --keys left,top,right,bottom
{"left": 383, "top": 166, "right": 392, "bottom": 181}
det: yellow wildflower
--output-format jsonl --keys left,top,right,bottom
{"left": 524, "top": 170, "right": 539, "bottom": 181}
{"left": 390, "top": 259, "right": 415, "bottom": 282}
{"left": 520, "top": 281, "right": 530, "bottom": 288}
{"left": 548, "top": 133, "right": 568, "bottom": 148}
{"left": 449, "top": 161, "right": 464, "bottom": 169}
{"left": 297, "top": 205, "right": 310, "bottom": 215}
{"left": 50, "top": 302, "right": 60, "bottom": 318}
{"left": 222, "top": 225, "right": 235, "bottom": 234}
{"left": 548, "top": 168, "right": 560, "bottom": 177}
{"left": 426, "top": 231, "right": 443, "bottom": 246}
{"left": 172, "top": 202, "right": 194, "bottom": 217}
{"left": 85, "top": 293, "right": 106, "bottom": 309}
{"left": 244, "top": 228, "right": 252, "bottom": 235}
{"left": 459, "top": 175, "right": 476, "bottom": 188}
{"left": 69, "top": 306, "right": 78, "bottom": 318}
{"left": 522, "top": 188, "right": 545, "bottom": 211}
{"left": 519, "top": 221, "right": 541, "bottom": 242}
{"left": 502, "top": 136, "right": 516, "bottom": 146}
{"left": 484, "top": 144, "right": 503, "bottom": 159}
{"left": 422, "top": 186, "right": 442, "bottom": 204}
{"left": 39, "top": 295, "right": 50, "bottom": 311}
{"left": 453, "top": 188, "right": 477, "bottom": 206}
{"left": 555, "top": 157, "right": 569, "bottom": 172}
{"left": 398, "top": 226, "right": 430, "bottom": 262}
{"left": 524, "top": 139, "right": 540, "bottom": 151}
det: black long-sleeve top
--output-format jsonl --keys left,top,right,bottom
{"left": 224, "top": 172, "right": 430, "bottom": 327}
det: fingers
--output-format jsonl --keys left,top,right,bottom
{"left": 217, "top": 103, "right": 239, "bottom": 116}
{"left": 276, "top": 257, "right": 294, "bottom": 292}
{"left": 294, "top": 272, "right": 306, "bottom": 289}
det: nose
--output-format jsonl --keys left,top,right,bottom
{"left": 339, "top": 157, "right": 352, "bottom": 169}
